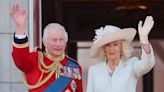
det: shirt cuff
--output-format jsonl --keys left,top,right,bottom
{"left": 14, "top": 33, "right": 28, "bottom": 44}
{"left": 15, "top": 34, "right": 27, "bottom": 39}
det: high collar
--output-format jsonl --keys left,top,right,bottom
{"left": 44, "top": 48, "right": 65, "bottom": 62}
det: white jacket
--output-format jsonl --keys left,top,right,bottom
{"left": 86, "top": 47, "right": 155, "bottom": 92}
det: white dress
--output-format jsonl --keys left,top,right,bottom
{"left": 86, "top": 47, "right": 155, "bottom": 92}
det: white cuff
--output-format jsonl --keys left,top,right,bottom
{"left": 139, "top": 35, "right": 149, "bottom": 44}
{"left": 15, "top": 33, "right": 28, "bottom": 39}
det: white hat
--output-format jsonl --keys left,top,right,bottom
{"left": 89, "top": 25, "right": 136, "bottom": 60}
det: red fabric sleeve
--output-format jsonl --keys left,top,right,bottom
{"left": 12, "top": 46, "right": 38, "bottom": 73}
{"left": 76, "top": 65, "right": 83, "bottom": 92}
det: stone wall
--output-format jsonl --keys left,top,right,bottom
{"left": 0, "top": 0, "right": 28, "bottom": 92}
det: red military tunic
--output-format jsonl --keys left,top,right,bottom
{"left": 12, "top": 37, "right": 83, "bottom": 92}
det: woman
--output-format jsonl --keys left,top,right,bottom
{"left": 86, "top": 16, "right": 155, "bottom": 92}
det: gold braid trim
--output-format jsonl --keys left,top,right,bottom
{"left": 40, "top": 52, "right": 64, "bottom": 70}
{"left": 23, "top": 67, "right": 56, "bottom": 89}
{"left": 23, "top": 51, "right": 63, "bottom": 90}
{"left": 12, "top": 41, "right": 28, "bottom": 48}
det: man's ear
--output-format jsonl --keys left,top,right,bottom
{"left": 42, "top": 38, "right": 47, "bottom": 47}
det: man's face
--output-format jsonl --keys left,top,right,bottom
{"left": 44, "top": 29, "right": 67, "bottom": 57}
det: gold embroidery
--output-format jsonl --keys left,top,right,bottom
{"left": 12, "top": 41, "right": 28, "bottom": 48}
{"left": 23, "top": 51, "right": 65, "bottom": 89}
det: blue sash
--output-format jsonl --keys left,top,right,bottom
{"left": 44, "top": 59, "right": 78, "bottom": 92}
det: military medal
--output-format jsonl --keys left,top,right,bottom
{"left": 71, "top": 80, "right": 77, "bottom": 92}
{"left": 59, "top": 66, "right": 81, "bottom": 80}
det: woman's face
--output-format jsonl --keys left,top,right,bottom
{"left": 104, "top": 40, "right": 122, "bottom": 61}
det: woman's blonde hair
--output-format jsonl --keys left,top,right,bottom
{"left": 101, "top": 40, "right": 133, "bottom": 61}
{"left": 121, "top": 41, "right": 133, "bottom": 61}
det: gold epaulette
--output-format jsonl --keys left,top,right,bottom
{"left": 66, "top": 55, "right": 76, "bottom": 61}
{"left": 31, "top": 47, "right": 42, "bottom": 52}
{"left": 66, "top": 55, "right": 79, "bottom": 65}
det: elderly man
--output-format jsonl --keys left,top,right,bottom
{"left": 11, "top": 4, "right": 83, "bottom": 92}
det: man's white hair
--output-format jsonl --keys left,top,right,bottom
{"left": 43, "top": 23, "right": 68, "bottom": 42}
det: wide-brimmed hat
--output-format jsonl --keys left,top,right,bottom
{"left": 89, "top": 25, "right": 136, "bottom": 60}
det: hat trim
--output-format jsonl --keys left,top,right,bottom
{"left": 90, "top": 28, "right": 136, "bottom": 58}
